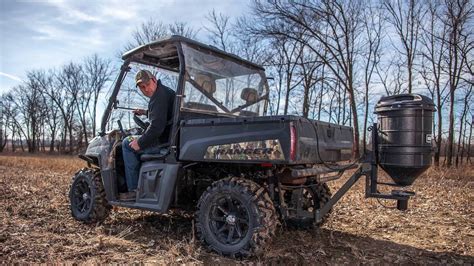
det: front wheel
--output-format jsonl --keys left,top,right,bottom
{"left": 195, "top": 177, "right": 278, "bottom": 257}
{"left": 69, "top": 168, "right": 111, "bottom": 223}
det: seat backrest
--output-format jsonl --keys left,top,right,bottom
{"left": 195, "top": 74, "right": 216, "bottom": 95}
{"left": 241, "top": 88, "right": 258, "bottom": 104}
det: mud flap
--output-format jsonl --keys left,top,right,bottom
{"left": 135, "top": 162, "right": 179, "bottom": 212}
{"left": 101, "top": 169, "right": 117, "bottom": 201}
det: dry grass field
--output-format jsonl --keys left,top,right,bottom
{"left": 1, "top": 154, "right": 473, "bottom": 264}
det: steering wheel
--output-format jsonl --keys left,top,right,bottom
{"left": 133, "top": 114, "right": 149, "bottom": 130}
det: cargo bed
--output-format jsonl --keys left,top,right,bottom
{"left": 178, "top": 115, "right": 353, "bottom": 164}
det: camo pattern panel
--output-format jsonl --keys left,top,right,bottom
{"left": 204, "top": 139, "right": 284, "bottom": 161}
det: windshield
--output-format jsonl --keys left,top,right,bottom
{"left": 181, "top": 44, "right": 268, "bottom": 117}
{"left": 106, "top": 62, "right": 178, "bottom": 131}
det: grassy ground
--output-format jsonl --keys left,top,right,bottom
{"left": 0, "top": 154, "right": 473, "bottom": 264}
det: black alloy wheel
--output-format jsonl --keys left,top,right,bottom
{"left": 209, "top": 195, "right": 250, "bottom": 246}
{"left": 69, "top": 168, "right": 111, "bottom": 223}
{"left": 71, "top": 178, "right": 93, "bottom": 214}
{"left": 196, "top": 177, "right": 278, "bottom": 257}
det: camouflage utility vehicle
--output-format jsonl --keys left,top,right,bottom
{"left": 70, "top": 36, "right": 435, "bottom": 257}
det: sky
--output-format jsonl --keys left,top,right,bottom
{"left": 0, "top": 0, "right": 251, "bottom": 94}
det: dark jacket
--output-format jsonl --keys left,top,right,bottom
{"left": 138, "top": 80, "right": 176, "bottom": 149}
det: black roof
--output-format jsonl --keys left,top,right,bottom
{"left": 121, "top": 35, "right": 265, "bottom": 71}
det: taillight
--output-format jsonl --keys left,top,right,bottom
{"left": 290, "top": 123, "right": 297, "bottom": 161}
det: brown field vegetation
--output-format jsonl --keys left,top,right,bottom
{"left": 0, "top": 154, "right": 473, "bottom": 264}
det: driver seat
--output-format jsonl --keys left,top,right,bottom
{"left": 140, "top": 143, "right": 170, "bottom": 161}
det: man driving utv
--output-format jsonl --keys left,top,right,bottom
{"left": 120, "top": 69, "right": 176, "bottom": 200}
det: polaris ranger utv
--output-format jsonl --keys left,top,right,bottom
{"left": 70, "top": 35, "right": 435, "bottom": 257}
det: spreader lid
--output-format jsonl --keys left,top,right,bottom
{"left": 375, "top": 94, "right": 435, "bottom": 113}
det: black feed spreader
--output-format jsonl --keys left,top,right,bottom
{"left": 316, "top": 94, "right": 436, "bottom": 222}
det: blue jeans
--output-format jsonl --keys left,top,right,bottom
{"left": 122, "top": 137, "right": 162, "bottom": 191}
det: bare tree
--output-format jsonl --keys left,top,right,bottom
{"left": 419, "top": 0, "right": 449, "bottom": 166}
{"left": 443, "top": 0, "right": 473, "bottom": 167}
{"left": 44, "top": 94, "right": 62, "bottom": 153}
{"left": 278, "top": 37, "right": 303, "bottom": 115}
{"left": 3, "top": 85, "right": 43, "bottom": 153}
{"left": 298, "top": 44, "right": 321, "bottom": 118}
{"left": 383, "top": 0, "right": 425, "bottom": 93}
{"left": 125, "top": 20, "right": 168, "bottom": 51}
{"left": 266, "top": 41, "right": 286, "bottom": 115}
{"left": 28, "top": 70, "right": 63, "bottom": 152}
{"left": 124, "top": 19, "right": 198, "bottom": 52}
{"left": 0, "top": 96, "right": 9, "bottom": 152}
{"left": 456, "top": 84, "right": 472, "bottom": 166}
{"left": 465, "top": 111, "right": 473, "bottom": 163}
{"left": 362, "top": 3, "right": 383, "bottom": 151}
{"left": 169, "top": 21, "right": 199, "bottom": 38}
{"left": 0, "top": 94, "right": 16, "bottom": 151}
{"left": 249, "top": 0, "right": 364, "bottom": 157}
{"left": 84, "top": 54, "right": 113, "bottom": 137}
{"left": 312, "top": 47, "right": 332, "bottom": 120}
{"left": 375, "top": 59, "right": 404, "bottom": 95}
{"left": 44, "top": 64, "right": 80, "bottom": 153}
{"left": 205, "top": 10, "right": 233, "bottom": 52}
{"left": 17, "top": 77, "right": 48, "bottom": 153}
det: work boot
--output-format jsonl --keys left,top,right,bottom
{"left": 119, "top": 190, "right": 136, "bottom": 201}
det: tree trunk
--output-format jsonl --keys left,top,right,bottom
{"left": 318, "top": 80, "right": 324, "bottom": 120}
{"left": 446, "top": 90, "right": 455, "bottom": 167}
{"left": 348, "top": 85, "right": 359, "bottom": 159}
{"left": 284, "top": 77, "right": 291, "bottom": 115}
{"left": 69, "top": 125, "right": 74, "bottom": 153}
{"left": 92, "top": 99, "right": 97, "bottom": 137}
{"left": 11, "top": 131, "right": 15, "bottom": 152}
{"left": 303, "top": 87, "right": 310, "bottom": 118}
{"left": 363, "top": 91, "right": 369, "bottom": 152}
{"left": 460, "top": 118, "right": 468, "bottom": 165}
{"left": 342, "top": 88, "right": 346, "bottom": 125}
{"left": 407, "top": 57, "right": 413, "bottom": 93}
{"left": 456, "top": 92, "right": 471, "bottom": 166}
{"left": 467, "top": 121, "right": 472, "bottom": 163}
{"left": 455, "top": 117, "right": 463, "bottom": 167}
{"left": 19, "top": 135, "right": 25, "bottom": 152}
{"left": 434, "top": 91, "right": 442, "bottom": 167}
{"left": 50, "top": 133, "right": 55, "bottom": 153}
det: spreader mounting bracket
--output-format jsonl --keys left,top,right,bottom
{"left": 315, "top": 123, "right": 417, "bottom": 223}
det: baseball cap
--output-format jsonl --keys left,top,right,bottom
{"left": 135, "top": 70, "right": 154, "bottom": 87}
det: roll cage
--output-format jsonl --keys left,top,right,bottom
{"left": 99, "top": 35, "right": 270, "bottom": 138}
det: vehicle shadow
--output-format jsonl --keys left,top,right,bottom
{"left": 99, "top": 211, "right": 473, "bottom": 264}
{"left": 259, "top": 228, "right": 473, "bottom": 264}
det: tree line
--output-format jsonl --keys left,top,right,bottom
{"left": 1, "top": 0, "right": 472, "bottom": 167}
{"left": 0, "top": 55, "right": 113, "bottom": 153}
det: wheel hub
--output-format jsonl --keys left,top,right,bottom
{"left": 225, "top": 214, "right": 236, "bottom": 225}
{"left": 82, "top": 193, "right": 89, "bottom": 200}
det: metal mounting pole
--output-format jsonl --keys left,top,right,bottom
{"left": 315, "top": 166, "right": 365, "bottom": 224}
{"left": 365, "top": 123, "right": 414, "bottom": 210}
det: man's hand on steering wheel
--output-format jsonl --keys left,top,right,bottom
{"left": 133, "top": 114, "right": 149, "bottom": 130}
{"left": 133, "top": 108, "right": 147, "bottom": 116}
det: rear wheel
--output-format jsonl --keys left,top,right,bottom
{"left": 195, "top": 177, "right": 277, "bottom": 257}
{"left": 69, "top": 168, "right": 111, "bottom": 223}
{"left": 284, "top": 182, "right": 332, "bottom": 228}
